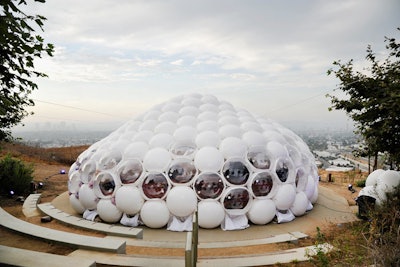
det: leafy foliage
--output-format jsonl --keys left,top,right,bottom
{"left": 0, "top": 154, "right": 34, "bottom": 195}
{"left": 0, "top": 0, "right": 54, "bottom": 141}
{"left": 327, "top": 28, "right": 400, "bottom": 169}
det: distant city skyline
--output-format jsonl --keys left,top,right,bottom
{"left": 14, "top": 0, "right": 399, "bottom": 133}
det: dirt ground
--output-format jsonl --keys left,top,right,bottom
{"left": 0, "top": 143, "right": 366, "bottom": 263}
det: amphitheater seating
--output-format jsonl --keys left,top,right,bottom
{"left": 0, "top": 207, "right": 126, "bottom": 254}
{"left": 0, "top": 245, "right": 96, "bottom": 267}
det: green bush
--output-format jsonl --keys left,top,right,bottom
{"left": 356, "top": 179, "right": 366, "bottom": 187}
{"left": 0, "top": 154, "right": 34, "bottom": 195}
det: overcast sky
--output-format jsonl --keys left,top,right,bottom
{"left": 14, "top": 0, "right": 400, "bottom": 132}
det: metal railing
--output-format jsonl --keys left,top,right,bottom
{"left": 185, "top": 210, "right": 198, "bottom": 267}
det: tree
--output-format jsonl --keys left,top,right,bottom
{"left": 327, "top": 28, "right": 400, "bottom": 170}
{"left": 0, "top": 0, "right": 54, "bottom": 141}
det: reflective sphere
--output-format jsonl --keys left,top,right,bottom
{"left": 142, "top": 172, "right": 170, "bottom": 199}
{"left": 194, "top": 173, "right": 225, "bottom": 200}
{"left": 222, "top": 159, "right": 250, "bottom": 185}
{"left": 167, "top": 159, "right": 197, "bottom": 184}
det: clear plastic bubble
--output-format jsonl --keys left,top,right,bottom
{"left": 250, "top": 171, "right": 275, "bottom": 198}
{"left": 170, "top": 141, "right": 196, "bottom": 158}
{"left": 275, "top": 157, "right": 293, "bottom": 183}
{"left": 142, "top": 172, "right": 170, "bottom": 199}
{"left": 247, "top": 146, "right": 272, "bottom": 170}
{"left": 167, "top": 159, "right": 197, "bottom": 185}
{"left": 221, "top": 187, "right": 251, "bottom": 215}
{"left": 116, "top": 159, "right": 143, "bottom": 185}
{"left": 295, "top": 167, "right": 308, "bottom": 192}
{"left": 93, "top": 171, "right": 118, "bottom": 198}
{"left": 98, "top": 150, "right": 122, "bottom": 170}
{"left": 222, "top": 159, "right": 250, "bottom": 185}
{"left": 194, "top": 172, "right": 225, "bottom": 200}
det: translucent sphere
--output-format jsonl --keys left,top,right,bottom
{"left": 221, "top": 187, "right": 252, "bottom": 215}
{"left": 222, "top": 159, "right": 250, "bottom": 186}
{"left": 167, "top": 159, "right": 197, "bottom": 185}
{"left": 142, "top": 172, "right": 170, "bottom": 199}
{"left": 194, "top": 172, "right": 225, "bottom": 200}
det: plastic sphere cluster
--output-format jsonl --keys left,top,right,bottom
{"left": 68, "top": 94, "right": 319, "bottom": 230}
{"left": 358, "top": 169, "right": 400, "bottom": 205}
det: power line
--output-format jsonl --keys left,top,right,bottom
{"left": 32, "top": 99, "right": 130, "bottom": 119}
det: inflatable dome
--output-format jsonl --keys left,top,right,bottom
{"left": 68, "top": 94, "right": 319, "bottom": 231}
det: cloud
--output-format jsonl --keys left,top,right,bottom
{"left": 21, "top": 0, "right": 400, "bottom": 131}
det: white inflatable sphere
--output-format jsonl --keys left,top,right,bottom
{"left": 78, "top": 184, "right": 98, "bottom": 210}
{"left": 273, "top": 184, "right": 296, "bottom": 210}
{"left": 365, "top": 169, "right": 385, "bottom": 187}
{"left": 194, "top": 146, "right": 224, "bottom": 172}
{"left": 132, "top": 130, "right": 153, "bottom": 143}
{"left": 154, "top": 121, "right": 177, "bottom": 134}
{"left": 242, "top": 131, "right": 266, "bottom": 148}
{"left": 124, "top": 142, "right": 149, "bottom": 160}
{"left": 69, "top": 194, "right": 85, "bottom": 214}
{"left": 177, "top": 115, "right": 198, "bottom": 127}
{"left": 159, "top": 111, "right": 179, "bottom": 122}
{"left": 143, "top": 148, "right": 171, "bottom": 172}
{"left": 149, "top": 133, "right": 173, "bottom": 149}
{"left": 140, "top": 200, "right": 170, "bottom": 228}
{"left": 115, "top": 186, "right": 144, "bottom": 215}
{"left": 247, "top": 198, "right": 276, "bottom": 225}
{"left": 197, "top": 199, "right": 225, "bottom": 229}
{"left": 304, "top": 175, "right": 316, "bottom": 200}
{"left": 267, "top": 141, "right": 288, "bottom": 159}
{"left": 376, "top": 170, "right": 400, "bottom": 193}
{"left": 219, "top": 137, "right": 247, "bottom": 159}
{"left": 310, "top": 184, "right": 319, "bottom": 204}
{"left": 290, "top": 191, "right": 309, "bottom": 216}
{"left": 97, "top": 199, "right": 122, "bottom": 223}
{"left": 219, "top": 124, "right": 242, "bottom": 138}
{"left": 80, "top": 160, "right": 97, "bottom": 183}
{"left": 195, "top": 130, "right": 220, "bottom": 148}
{"left": 173, "top": 126, "right": 197, "bottom": 142}
{"left": 179, "top": 106, "right": 199, "bottom": 116}
{"left": 197, "top": 120, "right": 219, "bottom": 132}
{"left": 68, "top": 172, "right": 81, "bottom": 194}
{"left": 166, "top": 186, "right": 197, "bottom": 217}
